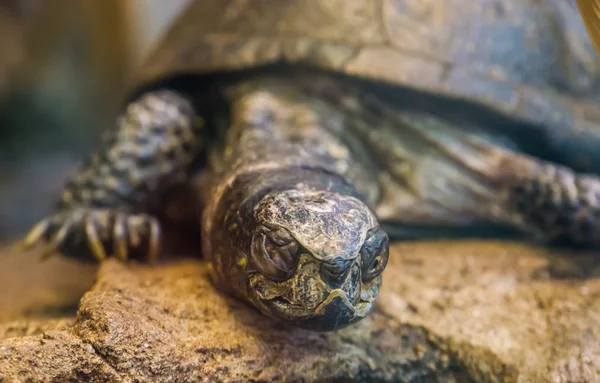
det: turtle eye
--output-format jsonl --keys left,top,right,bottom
{"left": 251, "top": 227, "right": 299, "bottom": 281}
{"left": 360, "top": 227, "right": 389, "bottom": 282}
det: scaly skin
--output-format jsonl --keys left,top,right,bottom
{"left": 21, "top": 90, "right": 204, "bottom": 262}
{"left": 20, "top": 72, "right": 600, "bottom": 331}
{"left": 500, "top": 157, "right": 600, "bottom": 248}
{"left": 201, "top": 80, "right": 387, "bottom": 330}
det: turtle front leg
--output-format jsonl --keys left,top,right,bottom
{"left": 20, "top": 90, "right": 204, "bottom": 262}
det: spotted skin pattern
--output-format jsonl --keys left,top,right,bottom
{"left": 20, "top": 77, "right": 600, "bottom": 266}
{"left": 22, "top": 90, "right": 203, "bottom": 262}
{"left": 507, "top": 162, "right": 600, "bottom": 248}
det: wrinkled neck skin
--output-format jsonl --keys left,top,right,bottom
{"left": 197, "top": 69, "right": 556, "bottom": 330}
{"left": 200, "top": 75, "right": 388, "bottom": 331}
{"left": 195, "top": 68, "right": 600, "bottom": 331}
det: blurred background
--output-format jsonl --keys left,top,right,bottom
{"left": 0, "top": 0, "right": 192, "bottom": 243}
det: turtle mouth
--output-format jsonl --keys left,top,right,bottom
{"left": 263, "top": 287, "right": 376, "bottom": 332}
{"left": 267, "top": 295, "right": 295, "bottom": 308}
{"left": 314, "top": 288, "right": 374, "bottom": 316}
{"left": 248, "top": 254, "right": 382, "bottom": 331}
{"left": 266, "top": 290, "right": 372, "bottom": 312}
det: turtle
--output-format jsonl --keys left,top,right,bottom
{"left": 19, "top": 0, "right": 600, "bottom": 332}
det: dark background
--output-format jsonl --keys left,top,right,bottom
{"left": 0, "top": 0, "right": 191, "bottom": 243}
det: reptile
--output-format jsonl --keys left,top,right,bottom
{"left": 20, "top": 0, "right": 600, "bottom": 331}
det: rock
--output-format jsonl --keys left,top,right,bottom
{"left": 0, "top": 317, "right": 74, "bottom": 341}
{"left": 0, "top": 247, "right": 97, "bottom": 324}
{"left": 379, "top": 241, "right": 600, "bottom": 382}
{"left": 0, "top": 258, "right": 460, "bottom": 382}
{"left": 0, "top": 330, "right": 123, "bottom": 383}
{"left": 0, "top": 240, "right": 599, "bottom": 382}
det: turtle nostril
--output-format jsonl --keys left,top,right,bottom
{"left": 319, "top": 260, "right": 352, "bottom": 288}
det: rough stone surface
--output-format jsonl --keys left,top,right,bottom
{"left": 0, "top": 247, "right": 97, "bottom": 324}
{"left": 0, "top": 240, "right": 599, "bottom": 382}
{"left": 379, "top": 241, "right": 600, "bottom": 383}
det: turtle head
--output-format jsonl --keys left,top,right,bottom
{"left": 245, "top": 188, "right": 389, "bottom": 331}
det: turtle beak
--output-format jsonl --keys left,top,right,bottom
{"left": 294, "top": 289, "right": 374, "bottom": 332}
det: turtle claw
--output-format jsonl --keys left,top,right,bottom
{"left": 21, "top": 217, "right": 53, "bottom": 252}
{"left": 112, "top": 213, "right": 128, "bottom": 262}
{"left": 39, "top": 212, "right": 78, "bottom": 261}
{"left": 85, "top": 213, "right": 108, "bottom": 262}
{"left": 20, "top": 208, "right": 163, "bottom": 263}
{"left": 147, "top": 217, "right": 161, "bottom": 263}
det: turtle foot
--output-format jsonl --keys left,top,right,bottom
{"left": 20, "top": 208, "right": 162, "bottom": 263}
{"left": 502, "top": 159, "right": 600, "bottom": 248}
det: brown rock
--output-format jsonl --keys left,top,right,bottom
{"left": 0, "top": 247, "right": 97, "bottom": 324}
{"left": 379, "top": 241, "right": 600, "bottom": 382}
{"left": 0, "top": 240, "right": 599, "bottom": 382}
{"left": 0, "top": 317, "right": 74, "bottom": 341}
{"left": 0, "top": 331, "right": 123, "bottom": 382}
{"left": 72, "top": 259, "right": 464, "bottom": 383}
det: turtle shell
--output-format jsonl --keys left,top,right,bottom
{"left": 133, "top": 0, "right": 600, "bottom": 171}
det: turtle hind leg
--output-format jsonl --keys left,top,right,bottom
{"left": 20, "top": 90, "right": 205, "bottom": 263}
{"left": 499, "top": 157, "right": 600, "bottom": 248}
{"left": 411, "top": 128, "right": 600, "bottom": 248}
{"left": 343, "top": 100, "right": 600, "bottom": 248}
{"left": 395, "top": 123, "right": 600, "bottom": 249}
